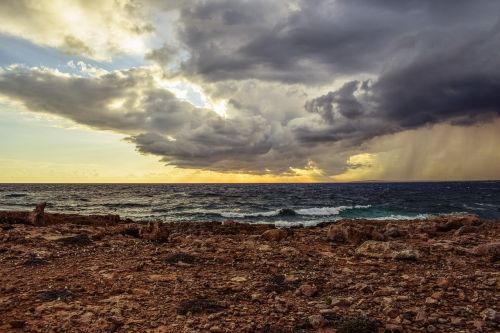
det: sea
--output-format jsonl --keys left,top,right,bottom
{"left": 1, "top": 182, "right": 499, "bottom": 226}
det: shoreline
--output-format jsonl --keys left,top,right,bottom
{"left": 1, "top": 207, "right": 499, "bottom": 332}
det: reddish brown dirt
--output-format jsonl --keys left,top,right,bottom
{"left": 0, "top": 210, "right": 499, "bottom": 333}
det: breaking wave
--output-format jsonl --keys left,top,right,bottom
{"left": 220, "top": 205, "right": 371, "bottom": 218}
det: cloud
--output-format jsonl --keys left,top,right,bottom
{"left": 0, "top": 65, "right": 316, "bottom": 173}
{"left": 0, "top": 0, "right": 153, "bottom": 60}
{"left": 1, "top": 0, "right": 500, "bottom": 179}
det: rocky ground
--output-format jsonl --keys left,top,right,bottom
{"left": 0, "top": 206, "right": 499, "bottom": 333}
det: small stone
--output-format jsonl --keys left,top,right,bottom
{"left": 425, "top": 297, "right": 438, "bottom": 305}
{"left": 426, "top": 325, "right": 437, "bottom": 332}
{"left": 209, "top": 325, "right": 222, "bottom": 333}
{"left": 230, "top": 276, "right": 247, "bottom": 282}
{"left": 436, "top": 277, "right": 452, "bottom": 289}
{"left": 431, "top": 291, "right": 444, "bottom": 300}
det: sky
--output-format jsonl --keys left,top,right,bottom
{"left": 1, "top": 0, "right": 500, "bottom": 183}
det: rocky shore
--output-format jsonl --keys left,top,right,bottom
{"left": 0, "top": 205, "right": 499, "bottom": 333}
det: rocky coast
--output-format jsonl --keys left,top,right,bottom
{"left": 0, "top": 205, "right": 499, "bottom": 332}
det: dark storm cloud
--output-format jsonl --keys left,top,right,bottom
{"left": 172, "top": 0, "right": 500, "bottom": 83}
{"left": 2, "top": 0, "right": 500, "bottom": 176}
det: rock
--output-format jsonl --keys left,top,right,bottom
{"left": 336, "top": 317, "right": 378, "bottom": 333}
{"left": 471, "top": 242, "right": 500, "bottom": 256}
{"left": 482, "top": 308, "right": 500, "bottom": 323}
{"left": 356, "top": 241, "right": 419, "bottom": 260}
{"left": 261, "top": 229, "right": 287, "bottom": 241}
{"left": 385, "top": 323, "right": 403, "bottom": 332}
{"left": 28, "top": 202, "right": 46, "bottom": 226}
{"left": 384, "top": 225, "right": 406, "bottom": 238}
{"left": 436, "top": 277, "right": 452, "bottom": 289}
{"left": 209, "top": 325, "right": 222, "bottom": 333}
{"left": 426, "top": 324, "right": 437, "bottom": 332}
{"left": 231, "top": 276, "right": 248, "bottom": 282}
{"left": 326, "top": 225, "right": 346, "bottom": 242}
{"left": 454, "top": 225, "right": 479, "bottom": 236}
{"left": 139, "top": 222, "right": 169, "bottom": 242}
{"left": 344, "top": 226, "right": 371, "bottom": 245}
{"left": 297, "top": 283, "right": 318, "bottom": 297}
{"left": 308, "top": 315, "right": 327, "bottom": 329}
{"left": 222, "top": 220, "right": 239, "bottom": 226}
{"left": 326, "top": 224, "right": 374, "bottom": 244}
{"left": 394, "top": 249, "right": 420, "bottom": 261}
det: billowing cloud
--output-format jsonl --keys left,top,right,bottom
{"left": 1, "top": 0, "right": 500, "bottom": 180}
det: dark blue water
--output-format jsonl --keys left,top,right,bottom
{"left": 0, "top": 182, "right": 499, "bottom": 226}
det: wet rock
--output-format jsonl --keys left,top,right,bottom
{"left": 139, "top": 222, "right": 169, "bottom": 242}
{"left": 28, "top": 202, "right": 46, "bottom": 226}
{"left": 176, "top": 299, "right": 225, "bottom": 315}
{"left": 261, "top": 229, "right": 287, "bottom": 241}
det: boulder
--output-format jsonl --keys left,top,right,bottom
{"left": 471, "top": 242, "right": 500, "bottom": 256}
{"left": 139, "top": 222, "right": 169, "bottom": 242}
{"left": 356, "top": 241, "right": 420, "bottom": 260}
{"left": 261, "top": 228, "right": 287, "bottom": 241}
{"left": 326, "top": 224, "right": 373, "bottom": 244}
{"left": 28, "top": 202, "right": 46, "bottom": 226}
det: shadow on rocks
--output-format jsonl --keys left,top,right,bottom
{"left": 37, "top": 289, "right": 73, "bottom": 302}
{"left": 165, "top": 252, "right": 197, "bottom": 265}
{"left": 176, "top": 299, "right": 225, "bottom": 315}
{"left": 264, "top": 274, "right": 300, "bottom": 293}
{"left": 57, "top": 234, "right": 92, "bottom": 246}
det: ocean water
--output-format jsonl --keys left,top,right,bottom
{"left": 0, "top": 182, "right": 499, "bottom": 226}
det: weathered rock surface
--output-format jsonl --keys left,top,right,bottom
{"left": 0, "top": 208, "right": 499, "bottom": 332}
{"left": 28, "top": 202, "right": 46, "bottom": 226}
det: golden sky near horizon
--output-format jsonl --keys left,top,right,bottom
{"left": 1, "top": 0, "right": 500, "bottom": 183}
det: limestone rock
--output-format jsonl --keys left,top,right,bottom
{"left": 28, "top": 202, "right": 46, "bottom": 226}
{"left": 261, "top": 228, "right": 287, "bottom": 241}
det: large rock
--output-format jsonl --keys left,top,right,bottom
{"left": 356, "top": 241, "right": 420, "bottom": 260}
{"left": 139, "top": 222, "right": 169, "bottom": 242}
{"left": 261, "top": 229, "right": 287, "bottom": 241}
{"left": 28, "top": 202, "right": 46, "bottom": 226}
{"left": 471, "top": 242, "right": 500, "bottom": 257}
{"left": 326, "top": 224, "right": 373, "bottom": 244}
